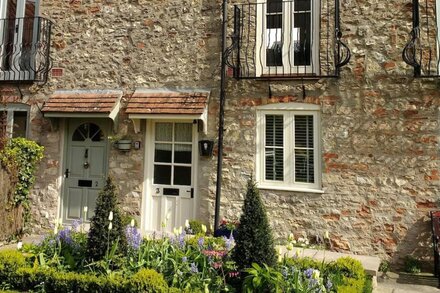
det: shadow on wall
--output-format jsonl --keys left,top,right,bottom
{"left": 391, "top": 216, "right": 434, "bottom": 273}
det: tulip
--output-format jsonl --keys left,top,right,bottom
{"left": 185, "top": 219, "right": 190, "bottom": 228}
{"left": 108, "top": 211, "right": 113, "bottom": 221}
{"left": 131, "top": 219, "right": 135, "bottom": 227}
{"left": 324, "top": 231, "right": 329, "bottom": 239}
{"left": 201, "top": 224, "right": 207, "bottom": 234}
{"left": 108, "top": 222, "right": 113, "bottom": 230}
{"left": 83, "top": 206, "right": 88, "bottom": 213}
{"left": 17, "top": 242, "right": 23, "bottom": 250}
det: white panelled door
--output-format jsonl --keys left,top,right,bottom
{"left": 146, "top": 121, "right": 197, "bottom": 232}
{"left": 63, "top": 120, "right": 109, "bottom": 223}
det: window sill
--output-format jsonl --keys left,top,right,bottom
{"left": 256, "top": 183, "right": 324, "bottom": 194}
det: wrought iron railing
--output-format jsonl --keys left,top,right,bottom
{"left": 403, "top": 0, "right": 440, "bottom": 77}
{"left": 0, "top": 17, "right": 52, "bottom": 83}
{"left": 227, "top": 0, "right": 350, "bottom": 79}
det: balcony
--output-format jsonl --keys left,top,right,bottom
{"left": 227, "top": 0, "right": 350, "bottom": 80}
{"left": 0, "top": 17, "right": 52, "bottom": 83}
{"left": 403, "top": 0, "right": 440, "bottom": 77}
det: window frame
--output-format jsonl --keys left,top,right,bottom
{"left": 256, "top": 102, "right": 322, "bottom": 193}
{"left": 255, "top": 0, "right": 320, "bottom": 77}
{"left": 0, "top": 103, "right": 30, "bottom": 138}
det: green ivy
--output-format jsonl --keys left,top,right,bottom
{"left": 0, "top": 137, "right": 44, "bottom": 220}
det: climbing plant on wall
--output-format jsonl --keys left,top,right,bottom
{"left": 0, "top": 137, "right": 44, "bottom": 224}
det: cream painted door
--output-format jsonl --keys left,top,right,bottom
{"left": 63, "top": 120, "right": 108, "bottom": 223}
{"left": 147, "top": 121, "right": 197, "bottom": 232}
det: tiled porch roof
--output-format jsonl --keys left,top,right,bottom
{"left": 126, "top": 90, "right": 209, "bottom": 115}
{"left": 42, "top": 90, "right": 123, "bottom": 115}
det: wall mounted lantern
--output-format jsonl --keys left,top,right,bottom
{"left": 199, "top": 140, "right": 214, "bottom": 157}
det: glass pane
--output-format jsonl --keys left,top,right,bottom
{"left": 295, "top": 149, "right": 314, "bottom": 183}
{"left": 294, "top": 0, "right": 311, "bottom": 11}
{"left": 175, "top": 123, "right": 192, "bottom": 142}
{"left": 174, "top": 144, "right": 192, "bottom": 164}
{"left": 295, "top": 115, "right": 313, "bottom": 148}
{"left": 265, "top": 115, "right": 283, "bottom": 147}
{"left": 266, "top": 15, "right": 283, "bottom": 67}
{"left": 155, "top": 123, "right": 172, "bottom": 141}
{"left": 293, "top": 12, "right": 311, "bottom": 66}
{"left": 89, "top": 123, "right": 103, "bottom": 142}
{"left": 174, "top": 166, "right": 191, "bottom": 186}
{"left": 155, "top": 143, "right": 172, "bottom": 163}
{"left": 154, "top": 165, "right": 171, "bottom": 185}
{"left": 72, "top": 124, "right": 87, "bottom": 141}
{"left": 265, "top": 148, "right": 283, "bottom": 181}
{"left": 12, "top": 111, "right": 27, "bottom": 138}
{"left": 267, "top": 0, "right": 282, "bottom": 13}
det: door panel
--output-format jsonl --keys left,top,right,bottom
{"left": 63, "top": 120, "right": 108, "bottom": 224}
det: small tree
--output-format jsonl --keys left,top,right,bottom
{"left": 232, "top": 179, "right": 277, "bottom": 270}
{"left": 87, "top": 177, "right": 127, "bottom": 261}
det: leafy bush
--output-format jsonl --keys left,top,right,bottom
{"left": 186, "top": 220, "right": 204, "bottom": 235}
{"left": 87, "top": 177, "right": 127, "bottom": 261}
{"left": 404, "top": 255, "right": 421, "bottom": 274}
{"left": 243, "top": 263, "right": 283, "bottom": 292}
{"left": 0, "top": 249, "right": 29, "bottom": 283}
{"left": 329, "top": 257, "right": 367, "bottom": 292}
{"left": 233, "top": 179, "right": 276, "bottom": 270}
{"left": 128, "top": 268, "right": 169, "bottom": 293}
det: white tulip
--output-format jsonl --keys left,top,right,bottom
{"left": 83, "top": 206, "right": 88, "bottom": 213}
{"left": 288, "top": 233, "right": 294, "bottom": 242}
{"left": 17, "top": 242, "right": 23, "bottom": 250}
{"left": 108, "top": 222, "right": 113, "bottom": 230}
{"left": 185, "top": 219, "right": 190, "bottom": 228}
{"left": 201, "top": 224, "right": 207, "bottom": 234}
{"left": 131, "top": 219, "right": 135, "bottom": 227}
{"left": 108, "top": 211, "right": 113, "bottom": 221}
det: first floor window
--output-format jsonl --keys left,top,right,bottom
{"left": 0, "top": 103, "right": 30, "bottom": 138}
{"left": 256, "top": 103, "right": 321, "bottom": 191}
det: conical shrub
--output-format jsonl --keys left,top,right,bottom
{"left": 87, "top": 177, "right": 127, "bottom": 261}
{"left": 232, "top": 179, "right": 277, "bottom": 270}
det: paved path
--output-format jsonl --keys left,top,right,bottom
{"left": 376, "top": 272, "right": 440, "bottom": 293}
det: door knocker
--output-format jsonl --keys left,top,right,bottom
{"left": 83, "top": 149, "right": 89, "bottom": 169}
{"left": 83, "top": 161, "right": 90, "bottom": 169}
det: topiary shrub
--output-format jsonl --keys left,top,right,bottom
{"left": 87, "top": 177, "right": 127, "bottom": 261}
{"left": 0, "top": 249, "right": 29, "bottom": 284}
{"left": 330, "top": 257, "right": 367, "bottom": 293}
{"left": 232, "top": 179, "right": 276, "bottom": 270}
{"left": 127, "top": 268, "right": 169, "bottom": 293}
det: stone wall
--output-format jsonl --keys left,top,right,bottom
{"left": 0, "top": 0, "right": 435, "bottom": 268}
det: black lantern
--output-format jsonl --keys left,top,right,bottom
{"left": 199, "top": 140, "right": 214, "bottom": 157}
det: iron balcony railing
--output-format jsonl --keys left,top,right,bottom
{"left": 227, "top": 0, "right": 350, "bottom": 79}
{"left": 0, "top": 17, "right": 52, "bottom": 83}
{"left": 403, "top": 0, "right": 440, "bottom": 77}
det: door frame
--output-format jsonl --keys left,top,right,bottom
{"left": 141, "top": 119, "right": 199, "bottom": 233}
{"left": 60, "top": 118, "right": 110, "bottom": 224}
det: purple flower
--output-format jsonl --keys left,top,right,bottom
{"left": 182, "top": 256, "right": 187, "bottom": 263}
{"left": 304, "top": 268, "right": 314, "bottom": 279}
{"left": 197, "top": 237, "right": 204, "bottom": 247}
{"left": 326, "top": 279, "right": 333, "bottom": 290}
{"left": 125, "top": 226, "right": 142, "bottom": 250}
{"left": 190, "top": 262, "right": 198, "bottom": 274}
{"left": 57, "top": 228, "right": 73, "bottom": 245}
{"left": 281, "top": 267, "right": 288, "bottom": 278}
{"left": 308, "top": 278, "right": 318, "bottom": 288}
{"left": 178, "top": 234, "right": 185, "bottom": 248}
{"left": 72, "top": 219, "right": 81, "bottom": 231}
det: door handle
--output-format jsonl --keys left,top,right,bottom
{"left": 84, "top": 148, "right": 88, "bottom": 158}
{"left": 65, "top": 168, "right": 70, "bottom": 178}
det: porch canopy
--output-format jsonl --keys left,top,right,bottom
{"left": 126, "top": 88, "right": 210, "bottom": 133}
{"left": 42, "top": 89, "right": 123, "bottom": 131}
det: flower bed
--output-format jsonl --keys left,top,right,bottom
{"left": 0, "top": 223, "right": 372, "bottom": 292}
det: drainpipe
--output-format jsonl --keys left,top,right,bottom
{"left": 214, "top": 0, "right": 228, "bottom": 231}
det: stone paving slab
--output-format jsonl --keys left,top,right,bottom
{"left": 376, "top": 273, "right": 440, "bottom": 293}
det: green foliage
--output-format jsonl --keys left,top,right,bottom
{"left": 87, "top": 177, "right": 127, "bottom": 261}
{"left": 243, "top": 263, "right": 283, "bottom": 293}
{"left": 329, "top": 257, "right": 367, "bottom": 293}
{"left": 128, "top": 268, "right": 169, "bottom": 293}
{"left": 283, "top": 256, "right": 325, "bottom": 271}
{"left": 232, "top": 179, "right": 277, "bottom": 270}
{"left": 404, "top": 255, "right": 421, "bottom": 274}
{"left": 0, "top": 138, "right": 44, "bottom": 206}
{"left": 379, "top": 260, "right": 390, "bottom": 273}
{"left": 187, "top": 220, "right": 204, "bottom": 235}
{"left": 0, "top": 250, "right": 29, "bottom": 283}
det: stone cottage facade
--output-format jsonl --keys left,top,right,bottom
{"left": 0, "top": 0, "right": 438, "bottom": 266}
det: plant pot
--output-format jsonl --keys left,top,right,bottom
{"left": 214, "top": 228, "right": 237, "bottom": 239}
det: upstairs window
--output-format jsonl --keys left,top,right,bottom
{"left": 259, "top": 0, "right": 319, "bottom": 75}
{"left": 0, "top": 103, "right": 30, "bottom": 138}
{"left": 256, "top": 103, "right": 321, "bottom": 192}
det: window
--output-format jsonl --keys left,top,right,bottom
{"left": 0, "top": 0, "right": 41, "bottom": 80}
{"left": 256, "top": 0, "right": 320, "bottom": 76}
{"left": 256, "top": 103, "right": 321, "bottom": 192}
{"left": 0, "top": 103, "right": 30, "bottom": 138}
